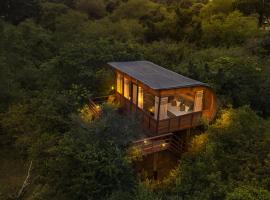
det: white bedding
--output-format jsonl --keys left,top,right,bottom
{"left": 167, "top": 104, "right": 191, "bottom": 117}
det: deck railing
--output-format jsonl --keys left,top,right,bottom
{"left": 130, "top": 132, "right": 186, "bottom": 157}
{"left": 131, "top": 133, "right": 172, "bottom": 156}
{"left": 116, "top": 92, "right": 203, "bottom": 135}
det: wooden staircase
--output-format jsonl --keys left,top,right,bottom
{"left": 88, "top": 99, "right": 101, "bottom": 117}
{"left": 169, "top": 134, "right": 187, "bottom": 156}
{"left": 88, "top": 95, "right": 113, "bottom": 118}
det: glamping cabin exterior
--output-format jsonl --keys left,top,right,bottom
{"left": 108, "top": 61, "right": 217, "bottom": 136}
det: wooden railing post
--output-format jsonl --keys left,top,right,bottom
{"left": 168, "top": 119, "right": 171, "bottom": 132}
{"left": 178, "top": 116, "right": 181, "bottom": 129}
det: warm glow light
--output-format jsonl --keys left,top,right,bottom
{"left": 144, "top": 140, "right": 148, "bottom": 144}
{"left": 162, "top": 143, "right": 166, "bottom": 148}
{"left": 96, "top": 105, "right": 100, "bottom": 110}
{"left": 138, "top": 87, "right": 143, "bottom": 109}
{"left": 111, "top": 86, "right": 115, "bottom": 90}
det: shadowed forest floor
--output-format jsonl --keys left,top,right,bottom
{"left": 0, "top": 148, "right": 28, "bottom": 199}
{"left": 135, "top": 150, "right": 179, "bottom": 181}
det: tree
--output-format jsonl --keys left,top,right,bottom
{"left": 226, "top": 186, "right": 270, "bottom": 200}
{"left": 143, "top": 41, "right": 192, "bottom": 70}
{"left": 234, "top": 0, "right": 270, "bottom": 26}
{"left": 173, "top": 107, "right": 270, "bottom": 199}
{"left": 201, "top": 11, "right": 259, "bottom": 47}
{"left": 53, "top": 10, "right": 88, "bottom": 45}
{"left": 30, "top": 105, "right": 145, "bottom": 200}
{"left": 200, "top": 0, "right": 235, "bottom": 18}
{"left": 46, "top": 39, "right": 142, "bottom": 95}
{"left": 111, "top": 0, "right": 160, "bottom": 20}
{"left": 206, "top": 56, "right": 262, "bottom": 107}
{"left": 75, "top": 0, "right": 107, "bottom": 19}
{"left": 172, "top": 1, "right": 203, "bottom": 42}
{"left": 39, "top": 2, "right": 69, "bottom": 30}
{"left": 0, "top": 0, "right": 41, "bottom": 24}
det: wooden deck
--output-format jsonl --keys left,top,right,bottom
{"left": 116, "top": 92, "right": 202, "bottom": 135}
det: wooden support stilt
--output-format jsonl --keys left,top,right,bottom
{"left": 153, "top": 153, "right": 158, "bottom": 180}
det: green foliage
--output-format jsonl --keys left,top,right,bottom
{"left": 234, "top": 0, "right": 270, "bottom": 25}
{"left": 177, "top": 47, "right": 268, "bottom": 112}
{"left": 30, "top": 106, "right": 144, "bottom": 200}
{"left": 82, "top": 18, "right": 144, "bottom": 41}
{"left": 111, "top": 0, "right": 160, "bottom": 20}
{"left": 46, "top": 39, "right": 142, "bottom": 95}
{"left": 143, "top": 41, "right": 192, "bottom": 70}
{"left": 206, "top": 56, "right": 262, "bottom": 106}
{"left": 202, "top": 11, "right": 259, "bottom": 46}
{"left": 76, "top": 0, "right": 107, "bottom": 19}
{"left": 133, "top": 182, "right": 161, "bottom": 200}
{"left": 39, "top": 2, "right": 69, "bottom": 30}
{"left": 226, "top": 186, "right": 270, "bottom": 200}
{"left": 174, "top": 107, "right": 270, "bottom": 199}
{"left": 54, "top": 10, "right": 88, "bottom": 45}
{"left": 1, "top": 0, "right": 270, "bottom": 199}
{"left": 200, "top": 0, "right": 235, "bottom": 18}
{"left": 0, "top": 0, "right": 41, "bottom": 24}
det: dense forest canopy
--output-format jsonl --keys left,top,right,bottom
{"left": 0, "top": 0, "right": 270, "bottom": 199}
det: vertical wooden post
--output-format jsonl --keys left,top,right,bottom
{"left": 136, "top": 84, "right": 139, "bottom": 111}
{"left": 168, "top": 119, "right": 171, "bottom": 132}
{"left": 149, "top": 116, "right": 151, "bottom": 129}
{"left": 122, "top": 75, "right": 124, "bottom": 107}
{"left": 115, "top": 71, "right": 117, "bottom": 95}
{"left": 185, "top": 128, "right": 191, "bottom": 151}
{"left": 153, "top": 153, "right": 158, "bottom": 180}
{"left": 178, "top": 116, "right": 181, "bottom": 129}
{"left": 156, "top": 96, "right": 161, "bottom": 135}
{"left": 130, "top": 83, "right": 133, "bottom": 112}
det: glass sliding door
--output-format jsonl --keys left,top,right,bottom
{"left": 155, "top": 97, "right": 168, "bottom": 120}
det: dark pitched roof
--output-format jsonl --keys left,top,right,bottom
{"left": 108, "top": 61, "right": 208, "bottom": 90}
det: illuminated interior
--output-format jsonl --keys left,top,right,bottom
{"left": 116, "top": 72, "right": 204, "bottom": 121}
{"left": 124, "top": 77, "right": 130, "bottom": 99}
{"left": 116, "top": 73, "right": 123, "bottom": 94}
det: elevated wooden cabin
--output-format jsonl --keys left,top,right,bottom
{"left": 108, "top": 61, "right": 217, "bottom": 136}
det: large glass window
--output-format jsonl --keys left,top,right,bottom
{"left": 124, "top": 78, "right": 130, "bottom": 99}
{"left": 143, "top": 90, "right": 155, "bottom": 116}
{"left": 138, "top": 86, "right": 143, "bottom": 109}
{"left": 153, "top": 89, "right": 203, "bottom": 120}
{"left": 155, "top": 97, "right": 168, "bottom": 120}
{"left": 116, "top": 73, "right": 123, "bottom": 94}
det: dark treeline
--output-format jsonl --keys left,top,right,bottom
{"left": 0, "top": 0, "right": 270, "bottom": 200}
